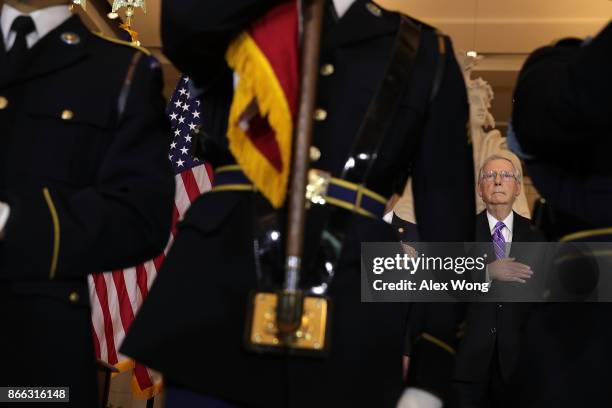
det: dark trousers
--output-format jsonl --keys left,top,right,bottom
{"left": 0, "top": 282, "right": 100, "bottom": 408}
{"left": 450, "top": 346, "right": 507, "bottom": 408}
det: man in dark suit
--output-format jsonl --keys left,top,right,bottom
{"left": 450, "top": 154, "right": 545, "bottom": 408}
{"left": 0, "top": 1, "right": 175, "bottom": 406}
{"left": 506, "top": 22, "right": 612, "bottom": 407}
{"left": 122, "top": 1, "right": 475, "bottom": 407}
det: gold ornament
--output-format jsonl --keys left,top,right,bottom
{"left": 71, "top": 0, "right": 86, "bottom": 11}
{"left": 111, "top": 0, "right": 146, "bottom": 45}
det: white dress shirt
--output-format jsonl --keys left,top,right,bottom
{"left": 486, "top": 210, "right": 514, "bottom": 255}
{"left": 1, "top": 3, "right": 72, "bottom": 50}
{"left": 383, "top": 210, "right": 393, "bottom": 224}
{"left": 332, "top": 0, "right": 356, "bottom": 18}
{"left": 0, "top": 202, "right": 9, "bottom": 238}
{"left": 0, "top": 4, "right": 72, "bottom": 236}
{"left": 484, "top": 210, "right": 514, "bottom": 283}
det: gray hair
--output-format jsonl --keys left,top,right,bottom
{"left": 479, "top": 154, "right": 521, "bottom": 182}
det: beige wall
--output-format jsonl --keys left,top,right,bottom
{"left": 379, "top": 0, "right": 612, "bottom": 52}
{"left": 92, "top": 1, "right": 611, "bottom": 103}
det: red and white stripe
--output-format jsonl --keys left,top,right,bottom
{"left": 89, "top": 163, "right": 213, "bottom": 399}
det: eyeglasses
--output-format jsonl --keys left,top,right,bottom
{"left": 481, "top": 170, "right": 518, "bottom": 182}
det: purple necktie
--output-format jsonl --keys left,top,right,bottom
{"left": 492, "top": 221, "right": 506, "bottom": 259}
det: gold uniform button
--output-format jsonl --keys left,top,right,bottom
{"left": 61, "top": 110, "right": 74, "bottom": 120}
{"left": 0, "top": 96, "right": 8, "bottom": 110}
{"left": 69, "top": 292, "right": 80, "bottom": 303}
{"left": 61, "top": 32, "right": 81, "bottom": 45}
{"left": 310, "top": 146, "right": 321, "bottom": 162}
{"left": 366, "top": 2, "right": 383, "bottom": 17}
{"left": 320, "top": 64, "right": 335, "bottom": 76}
{"left": 314, "top": 108, "right": 327, "bottom": 121}
{"left": 398, "top": 227, "right": 405, "bottom": 234}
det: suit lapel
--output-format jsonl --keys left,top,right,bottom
{"left": 0, "top": 19, "right": 7, "bottom": 76}
{"left": 476, "top": 211, "right": 492, "bottom": 241}
{"left": 1, "top": 15, "right": 90, "bottom": 87}
{"left": 509, "top": 212, "right": 535, "bottom": 258}
{"left": 324, "top": 0, "right": 399, "bottom": 52}
{"left": 512, "top": 212, "right": 530, "bottom": 243}
{"left": 0, "top": 23, "right": 6, "bottom": 56}
{"left": 508, "top": 210, "right": 545, "bottom": 262}
{"left": 475, "top": 211, "right": 496, "bottom": 261}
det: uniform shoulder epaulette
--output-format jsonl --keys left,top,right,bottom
{"left": 91, "top": 31, "right": 152, "bottom": 56}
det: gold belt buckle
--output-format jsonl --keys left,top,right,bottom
{"left": 305, "top": 169, "right": 331, "bottom": 205}
{"left": 245, "top": 291, "right": 331, "bottom": 357}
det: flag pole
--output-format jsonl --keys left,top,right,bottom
{"left": 276, "top": 0, "right": 326, "bottom": 336}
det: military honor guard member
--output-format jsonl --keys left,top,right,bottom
{"left": 0, "top": 1, "right": 175, "bottom": 406}
{"left": 123, "top": 1, "right": 475, "bottom": 407}
{"left": 508, "top": 21, "right": 612, "bottom": 408}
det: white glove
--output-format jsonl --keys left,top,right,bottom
{"left": 397, "top": 387, "right": 443, "bottom": 408}
{"left": 383, "top": 211, "right": 394, "bottom": 224}
{"left": 0, "top": 201, "right": 10, "bottom": 239}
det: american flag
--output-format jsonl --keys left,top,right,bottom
{"left": 88, "top": 75, "right": 213, "bottom": 399}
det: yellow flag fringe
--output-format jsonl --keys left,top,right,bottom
{"left": 225, "top": 32, "right": 294, "bottom": 208}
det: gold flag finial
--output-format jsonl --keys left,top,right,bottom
{"left": 110, "top": 0, "right": 146, "bottom": 45}
{"left": 71, "top": 0, "right": 86, "bottom": 11}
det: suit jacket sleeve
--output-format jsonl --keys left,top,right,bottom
{"left": 0, "top": 55, "right": 175, "bottom": 279}
{"left": 161, "top": 0, "right": 282, "bottom": 90}
{"left": 412, "top": 35, "right": 475, "bottom": 242}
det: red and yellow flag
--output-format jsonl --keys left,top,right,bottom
{"left": 225, "top": 1, "right": 299, "bottom": 208}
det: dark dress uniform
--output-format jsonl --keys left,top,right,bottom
{"left": 0, "top": 14, "right": 175, "bottom": 408}
{"left": 122, "top": 1, "right": 475, "bottom": 407}
{"left": 507, "top": 22, "right": 612, "bottom": 408}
